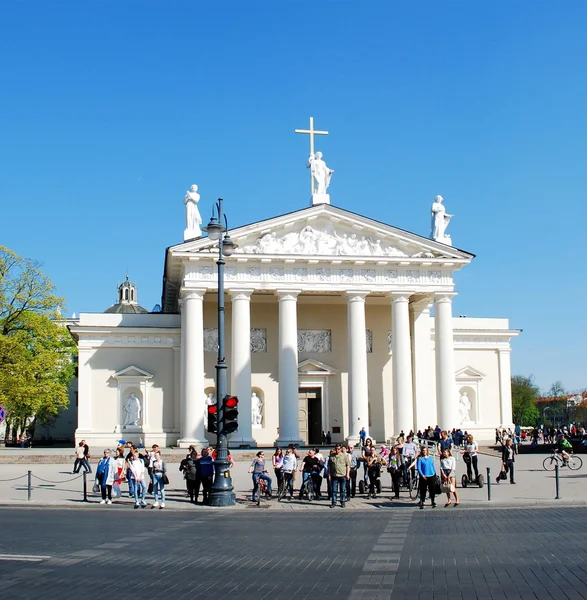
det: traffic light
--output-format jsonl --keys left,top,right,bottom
{"left": 222, "top": 395, "right": 239, "bottom": 434}
{"left": 207, "top": 404, "right": 218, "bottom": 433}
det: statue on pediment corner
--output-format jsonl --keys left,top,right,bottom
{"left": 430, "top": 195, "right": 453, "bottom": 246}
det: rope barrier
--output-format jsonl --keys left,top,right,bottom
{"left": 0, "top": 474, "right": 28, "bottom": 482}
{"left": 30, "top": 473, "right": 83, "bottom": 484}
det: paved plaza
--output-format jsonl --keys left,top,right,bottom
{"left": 1, "top": 506, "right": 587, "bottom": 600}
{"left": 0, "top": 449, "right": 585, "bottom": 508}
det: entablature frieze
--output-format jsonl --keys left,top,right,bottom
{"left": 182, "top": 261, "right": 455, "bottom": 292}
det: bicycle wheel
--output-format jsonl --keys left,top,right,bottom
{"left": 568, "top": 456, "right": 583, "bottom": 470}
{"left": 409, "top": 475, "right": 419, "bottom": 500}
{"left": 277, "top": 482, "right": 287, "bottom": 501}
{"left": 307, "top": 480, "right": 316, "bottom": 501}
{"left": 542, "top": 456, "right": 557, "bottom": 471}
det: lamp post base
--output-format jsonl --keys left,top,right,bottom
{"left": 209, "top": 490, "right": 236, "bottom": 507}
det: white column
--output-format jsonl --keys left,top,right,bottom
{"left": 347, "top": 292, "right": 370, "bottom": 442}
{"left": 178, "top": 289, "right": 208, "bottom": 447}
{"left": 498, "top": 349, "right": 513, "bottom": 428}
{"left": 391, "top": 293, "right": 414, "bottom": 436}
{"left": 276, "top": 290, "right": 303, "bottom": 445}
{"left": 434, "top": 293, "right": 458, "bottom": 430}
{"left": 230, "top": 289, "right": 256, "bottom": 446}
{"left": 410, "top": 298, "right": 435, "bottom": 431}
{"left": 75, "top": 347, "right": 93, "bottom": 440}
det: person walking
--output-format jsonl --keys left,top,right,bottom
{"left": 197, "top": 448, "right": 214, "bottom": 504}
{"left": 328, "top": 444, "right": 350, "bottom": 508}
{"left": 282, "top": 447, "right": 297, "bottom": 499}
{"left": 128, "top": 450, "right": 148, "bottom": 508}
{"left": 180, "top": 450, "right": 199, "bottom": 503}
{"left": 346, "top": 444, "right": 359, "bottom": 498}
{"left": 72, "top": 442, "right": 90, "bottom": 474}
{"left": 497, "top": 438, "right": 516, "bottom": 484}
{"left": 417, "top": 446, "right": 437, "bottom": 509}
{"left": 151, "top": 450, "right": 167, "bottom": 509}
{"left": 95, "top": 449, "right": 117, "bottom": 504}
{"left": 440, "top": 448, "right": 459, "bottom": 506}
{"left": 272, "top": 448, "right": 284, "bottom": 493}
{"left": 387, "top": 446, "right": 403, "bottom": 500}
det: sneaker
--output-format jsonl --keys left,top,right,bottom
{"left": 341, "top": 503, "right": 346, "bottom": 508}
{"left": 160, "top": 503, "right": 165, "bottom": 509}
{"left": 151, "top": 502, "right": 160, "bottom": 509}
{"left": 100, "top": 500, "right": 106, "bottom": 504}
{"left": 140, "top": 503, "right": 147, "bottom": 508}
{"left": 330, "top": 503, "right": 335, "bottom": 508}
{"left": 134, "top": 503, "right": 139, "bottom": 509}
{"left": 106, "top": 500, "right": 112, "bottom": 505}
{"left": 431, "top": 502, "right": 437, "bottom": 508}
{"left": 495, "top": 478, "right": 500, "bottom": 485}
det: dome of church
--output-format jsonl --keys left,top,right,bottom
{"left": 104, "top": 275, "right": 149, "bottom": 314}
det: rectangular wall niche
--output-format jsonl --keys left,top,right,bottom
{"left": 297, "top": 330, "right": 332, "bottom": 353}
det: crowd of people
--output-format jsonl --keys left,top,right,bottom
{"left": 247, "top": 430, "right": 481, "bottom": 509}
{"left": 74, "top": 423, "right": 549, "bottom": 508}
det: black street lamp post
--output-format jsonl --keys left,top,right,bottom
{"left": 203, "top": 198, "right": 237, "bottom": 507}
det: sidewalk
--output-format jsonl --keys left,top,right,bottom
{"left": 0, "top": 452, "right": 584, "bottom": 509}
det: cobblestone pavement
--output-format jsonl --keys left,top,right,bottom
{"left": 1, "top": 507, "right": 586, "bottom": 600}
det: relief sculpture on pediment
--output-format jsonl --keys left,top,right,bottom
{"left": 237, "top": 225, "right": 409, "bottom": 257}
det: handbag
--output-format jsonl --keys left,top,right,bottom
{"left": 441, "top": 482, "right": 452, "bottom": 494}
{"left": 499, "top": 470, "right": 507, "bottom": 481}
{"left": 163, "top": 474, "right": 170, "bottom": 485}
{"left": 112, "top": 482, "right": 121, "bottom": 498}
{"left": 92, "top": 482, "right": 100, "bottom": 493}
{"left": 434, "top": 475, "right": 442, "bottom": 495}
{"left": 148, "top": 481, "right": 154, "bottom": 494}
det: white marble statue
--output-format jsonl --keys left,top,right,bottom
{"left": 205, "top": 391, "right": 216, "bottom": 406}
{"left": 184, "top": 184, "right": 202, "bottom": 239}
{"left": 123, "top": 393, "right": 141, "bottom": 427}
{"left": 251, "top": 392, "right": 263, "bottom": 426}
{"left": 459, "top": 392, "right": 472, "bottom": 423}
{"left": 307, "top": 152, "right": 334, "bottom": 195}
{"left": 430, "top": 195, "right": 453, "bottom": 245}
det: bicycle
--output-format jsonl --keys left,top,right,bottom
{"left": 299, "top": 473, "right": 317, "bottom": 501}
{"left": 542, "top": 452, "right": 582, "bottom": 471}
{"left": 253, "top": 472, "right": 272, "bottom": 506}
{"left": 407, "top": 466, "right": 419, "bottom": 500}
{"left": 277, "top": 472, "right": 293, "bottom": 501}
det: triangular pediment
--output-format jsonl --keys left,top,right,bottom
{"left": 170, "top": 204, "right": 473, "bottom": 262}
{"left": 298, "top": 358, "right": 338, "bottom": 375}
{"left": 455, "top": 365, "right": 486, "bottom": 380}
{"left": 113, "top": 365, "right": 154, "bottom": 379}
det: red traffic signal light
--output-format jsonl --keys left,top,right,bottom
{"left": 222, "top": 395, "right": 239, "bottom": 434}
{"left": 207, "top": 404, "right": 218, "bottom": 433}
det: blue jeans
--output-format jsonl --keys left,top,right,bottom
{"left": 331, "top": 476, "right": 346, "bottom": 506}
{"left": 153, "top": 473, "right": 166, "bottom": 504}
{"left": 252, "top": 472, "right": 272, "bottom": 500}
{"left": 128, "top": 477, "right": 136, "bottom": 498}
{"left": 134, "top": 480, "right": 146, "bottom": 504}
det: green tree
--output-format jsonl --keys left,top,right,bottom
{"left": 511, "top": 375, "right": 540, "bottom": 426}
{"left": 0, "top": 246, "right": 76, "bottom": 442}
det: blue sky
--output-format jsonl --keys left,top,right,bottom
{"left": 1, "top": 2, "right": 586, "bottom": 393}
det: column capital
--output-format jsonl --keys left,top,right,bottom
{"left": 229, "top": 288, "right": 254, "bottom": 301}
{"left": 180, "top": 288, "right": 206, "bottom": 301}
{"left": 346, "top": 291, "right": 369, "bottom": 303}
{"left": 434, "top": 292, "right": 457, "bottom": 304}
{"left": 275, "top": 290, "right": 301, "bottom": 302}
{"left": 389, "top": 292, "right": 412, "bottom": 303}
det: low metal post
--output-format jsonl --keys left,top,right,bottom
{"left": 27, "top": 470, "right": 31, "bottom": 501}
{"left": 555, "top": 464, "right": 560, "bottom": 499}
{"left": 82, "top": 471, "right": 88, "bottom": 502}
{"left": 486, "top": 467, "right": 491, "bottom": 501}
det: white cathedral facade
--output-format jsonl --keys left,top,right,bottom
{"left": 70, "top": 198, "right": 518, "bottom": 448}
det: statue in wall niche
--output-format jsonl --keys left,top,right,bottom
{"left": 123, "top": 393, "right": 141, "bottom": 427}
{"left": 459, "top": 392, "right": 472, "bottom": 423}
{"left": 430, "top": 195, "right": 453, "bottom": 245}
{"left": 184, "top": 184, "right": 202, "bottom": 236}
{"left": 251, "top": 392, "right": 263, "bottom": 426}
{"left": 307, "top": 152, "right": 334, "bottom": 195}
{"left": 205, "top": 392, "right": 216, "bottom": 406}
